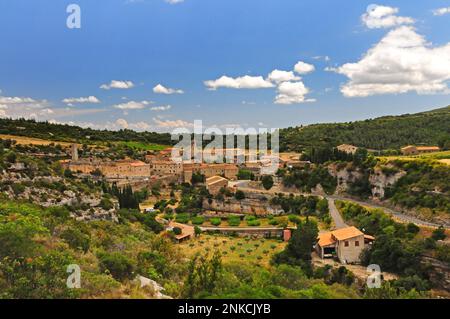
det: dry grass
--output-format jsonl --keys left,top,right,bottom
{"left": 0, "top": 134, "right": 75, "bottom": 147}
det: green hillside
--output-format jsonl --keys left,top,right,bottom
{"left": 0, "top": 118, "right": 173, "bottom": 146}
{"left": 279, "top": 106, "right": 450, "bottom": 152}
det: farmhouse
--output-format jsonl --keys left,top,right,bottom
{"left": 401, "top": 145, "right": 441, "bottom": 155}
{"left": 316, "top": 226, "right": 374, "bottom": 264}
{"left": 336, "top": 144, "right": 359, "bottom": 154}
{"left": 168, "top": 222, "right": 195, "bottom": 243}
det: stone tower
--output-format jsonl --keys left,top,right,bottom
{"left": 71, "top": 144, "right": 79, "bottom": 161}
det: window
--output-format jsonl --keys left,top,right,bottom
{"left": 344, "top": 241, "right": 349, "bottom": 247}
{"left": 355, "top": 241, "right": 359, "bottom": 247}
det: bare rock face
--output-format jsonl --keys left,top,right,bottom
{"left": 421, "top": 251, "right": 450, "bottom": 292}
{"left": 327, "top": 163, "right": 363, "bottom": 194}
{"left": 369, "top": 165, "right": 406, "bottom": 199}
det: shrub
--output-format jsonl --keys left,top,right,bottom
{"left": 210, "top": 217, "right": 221, "bottom": 226}
{"left": 98, "top": 252, "right": 135, "bottom": 281}
{"left": 173, "top": 227, "right": 182, "bottom": 235}
{"left": 432, "top": 226, "right": 446, "bottom": 241}
{"left": 288, "top": 214, "right": 301, "bottom": 224}
{"left": 227, "top": 216, "right": 241, "bottom": 227}
{"left": 175, "top": 213, "right": 190, "bottom": 224}
{"left": 247, "top": 219, "right": 261, "bottom": 227}
{"left": 191, "top": 216, "right": 205, "bottom": 225}
{"left": 60, "top": 227, "right": 90, "bottom": 253}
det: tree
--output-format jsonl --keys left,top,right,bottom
{"left": 272, "top": 219, "right": 318, "bottom": 274}
{"left": 173, "top": 227, "right": 182, "bottom": 235}
{"left": 98, "top": 252, "right": 135, "bottom": 281}
{"left": 432, "top": 226, "right": 446, "bottom": 241}
{"left": 194, "top": 226, "right": 202, "bottom": 237}
{"left": 235, "top": 190, "right": 245, "bottom": 200}
{"left": 143, "top": 213, "right": 164, "bottom": 233}
{"left": 237, "top": 169, "right": 255, "bottom": 180}
{"left": 0, "top": 213, "right": 48, "bottom": 259}
{"left": 63, "top": 168, "right": 74, "bottom": 178}
{"left": 5, "top": 151, "right": 16, "bottom": 163}
{"left": 191, "top": 172, "right": 205, "bottom": 185}
{"left": 183, "top": 251, "right": 222, "bottom": 298}
{"left": 261, "top": 175, "right": 274, "bottom": 190}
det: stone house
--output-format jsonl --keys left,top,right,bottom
{"left": 205, "top": 175, "right": 229, "bottom": 195}
{"left": 400, "top": 145, "right": 440, "bottom": 155}
{"left": 316, "top": 226, "right": 374, "bottom": 264}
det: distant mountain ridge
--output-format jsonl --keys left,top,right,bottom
{"left": 279, "top": 106, "right": 450, "bottom": 151}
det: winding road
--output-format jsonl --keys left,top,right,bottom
{"left": 232, "top": 181, "right": 449, "bottom": 230}
{"left": 327, "top": 198, "right": 347, "bottom": 229}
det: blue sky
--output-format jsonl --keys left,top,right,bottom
{"left": 0, "top": 0, "right": 450, "bottom": 132}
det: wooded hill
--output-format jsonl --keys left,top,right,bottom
{"left": 279, "top": 106, "right": 450, "bottom": 152}
{"left": 0, "top": 118, "right": 173, "bottom": 146}
{"left": 1, "top": 105, "right": 449, "bottom": 151}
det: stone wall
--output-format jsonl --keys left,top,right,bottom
{"left": 203, "top": 192, "right": 283, "bottom": 216}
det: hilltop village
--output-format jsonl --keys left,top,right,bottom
{"left": 0, "top": 122, "right": 449, "bottom": 299}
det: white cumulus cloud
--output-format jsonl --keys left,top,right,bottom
{"left": 153, "top": 84, "right": 184, "bottom": 94}
{"left": 331, "top": 26, "right": 450, "bottom": 97}
{"left": 150, "top": 105, "right": 172, "bottom": 111}
{"left": 153, "top": 118, "right": 192, "bottom": 128}
{"left": 267, "top": 69, "right": 300, "bottom": 84}
{"left": 294, "top": 61, "right": 315, "bottom": 74}
{"left": 62, "top": 96, "right": 100, "bottom": 104}
{"left": 274, "top": 81, "right": 315, "bottom": 104}
{"left": 433, "top": 7, "right": 450, "bottom": 16}
{"left": 113, "top": 100, "right": 152, "bottom": 110}
{"left": 204, "top": 75, "right": 274, "bottom": 90}
{"left": 100, "top": 80, "right": 135, "bottom": 90}
{"left": 361, "top": 4, "right": 414, "bottom": 29}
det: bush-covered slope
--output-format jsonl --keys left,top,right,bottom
{"left": 280, "top": 106, "right": 450, "bottom": 151}
{"left": 0, "top": 118, "right": 173, "bottom": 146}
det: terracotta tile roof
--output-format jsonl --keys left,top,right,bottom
{"left": 318, "top": 232, "right": 335, "bottom": 247}
{"left": 317, "top": 226, "right": 366, "bottom": 247}
{"left": 331, "top": 226, "right": 364, "bottom": 241}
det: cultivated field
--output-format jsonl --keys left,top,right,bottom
{"left": 179, "top": 234, "right": 286, "bottom": 267}
{"left": 119, "top": 141, "right": 169, "bottom": 151}
{"left": 0, "top": 134, "right": 76, "bottom": 147}
{"left": 378, "top": 150, "right": 450, "bottom": 165}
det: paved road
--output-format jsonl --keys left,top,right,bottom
{"left": 328, "top": 195, "right": 449, "bottom": 229}
{"left": 327, "top": 198, "right": 347, "bottom": 229}
{"left": 235, "top": 184, "right": 450, "bottom": 229}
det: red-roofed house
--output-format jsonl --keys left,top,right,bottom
{"left": 316, "top": 226, "right": 374, "bottom": 264}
